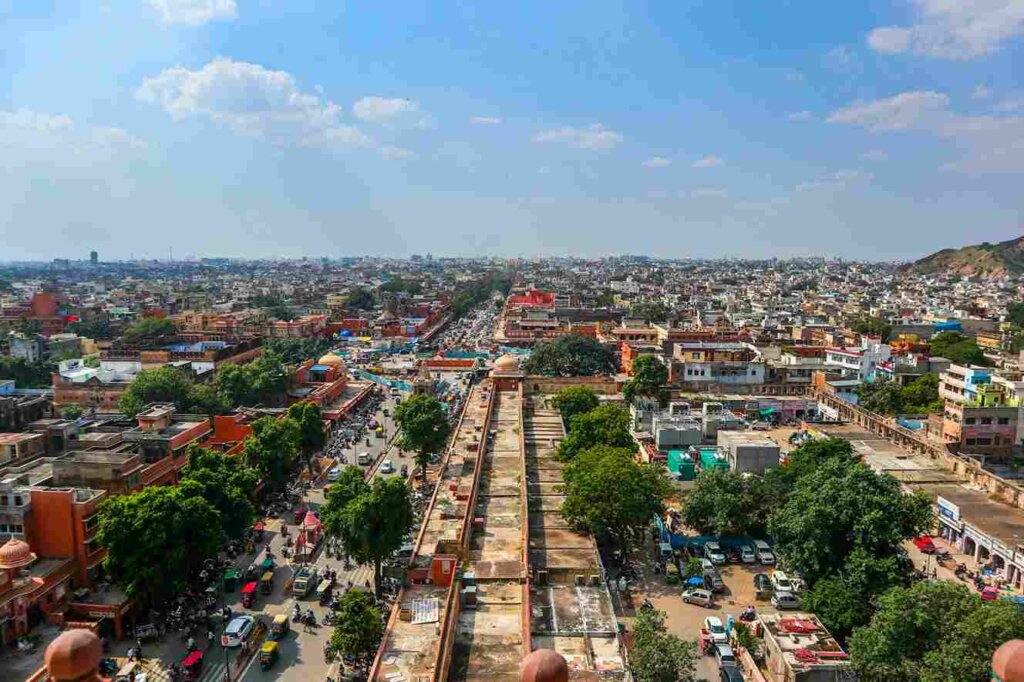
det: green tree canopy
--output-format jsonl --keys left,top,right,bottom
{"left": 117, "top": 366, "right": 194, "bottom": 417}
{"left": 263, "top": 337, "right": 334, "bottom": 365}
{"left": 287, "top": 401, "right": 326, "bottom": 469}
{"left": 682, "top": 468, "right": 768, "bottom": 537}
{"left": 849, "top": 316, "right": 892, "bottom": 342}
{"left": 122, "top": 316, "right": 176, "bottom": 345}
{"left": 929, "top": 331, "right": 991, "bottom": 366}
{"left": 856, "top": 374, "right": 942, "bottom": 416}
{"left": 394, "top": 393, "right": 451, "bottom": 481}
{"left": 629, "top": 608, "right": 697, "bottom": 682}
{"left": 561, "top": 445, "right": 669, "bottom": 551}
{"left": 0, "top": 356, "right": 56, "bottom": 388}
{"left": 329, "top": 589, "right": 383, "bottom": 671}
{"left": 320, "top": 465, "right": 370, "bottom": 538}
{"left": 551, "top": 386, "right": 599, "bottom": 423}
{"left": 181, "top": 446, "right": 258, "bottom": 540}
{"left": 628, "top": 301, "right": 673, "bottom": 324}
{"left": 242, "top": 416, "right": 300, "bottom": 487}
{"left": 213, "top": 350, "right": 287, "bottom": 408}
{"left": 623, "top": 354, "right": 669, "bottom": 406}
{"left": 522, "top": 334, "right": 618, "bottom": 377}
{"left": 346, "top": 288, "right": 377, "bottom": 311}
{"left": 558, "top": 403, "right": 634, "bottom": 460}
{"left": 336, "top": 477, "right": 414, "bottom": 597}
{"left": 1008, "top": 302, "right": 1024, "bottom": 327}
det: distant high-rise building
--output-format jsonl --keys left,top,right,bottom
{"left": 89, "top": 251, "right": 98, "bottom": 264}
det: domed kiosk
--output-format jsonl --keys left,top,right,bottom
{"left": 520, "top": 649, "right": 569, "bottom": 682}
{"left": 44, "top": 628, "right": 103, "bottom": 682}
{"left": 490, "top": 354, "right": 524, "bottom": 390}
{"left": 994, "top": 640, "right": 1024, "bottom": 681}
{"left": 0, "top": 537, "right": 36, "bottom": 570}
{"left": 317, "top": 353, "right": 346, "bottom": 369}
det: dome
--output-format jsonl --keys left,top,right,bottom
{"left": 317, "top": 354, "right": 345, "bottom": 368}
{"left": 0, "top": 538, "right": 36, "bottom": 570}
{"left": 302, "top": 510, "right": 322, "bottom": 530}
{"left": 494, "top": 355, "right": 520, "bottom": 372}
{"left": 520, "top": 649, "right": 568, "bottom": 682}
{"left": 45, "top": 628, "right": 102, "bottom": 682}
{"left": 993, "top": 640, "right": 1024, "bottom": 681}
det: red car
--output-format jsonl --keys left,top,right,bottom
{"left": 913, "top": 536, "right": 937, "bottom": 553}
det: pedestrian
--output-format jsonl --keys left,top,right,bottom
{"left": 208, "top": 629, "right": 215, "bottom": 647}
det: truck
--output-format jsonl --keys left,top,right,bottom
{"left": 292, "top": 567, "right": 318, "bottom": 597}
{"left": 357, "top": 452, "right": 371, "bottom": 466}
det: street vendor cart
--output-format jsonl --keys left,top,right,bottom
{"left": 182, "top": 650, "right": 204, "bottom": 681}
{"left": 241, "top": 581, "right": 258, "bottom": 608}
{"left": 223, "top": 568, "right": 239, "bottom": 592}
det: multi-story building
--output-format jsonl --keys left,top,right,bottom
{"left": 0, "top": 433, "right": 46, "bottom": 466}
{"left": 939, "top": 364, "right": 996, "bottom": 404}
{"left": 671, "top": 341, "right": 765, "bottom": 386}
{"left": 0, "top": 381, "right": 51, "bottom": 432}
{"left": 823, "top": 341, "right": 891, "bottom": 382}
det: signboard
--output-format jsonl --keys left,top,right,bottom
{"left": 937, "top": 496, "right": 961, "bottom": 522}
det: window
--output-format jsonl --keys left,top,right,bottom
{"left": 966, "top": 438, "right": 976, "bottom": 445}
{"left": 13, "top": 496, "right": 21, "bottom": 506}
{"left": 0, "top": 524, "right": 7, "bottom": 533}
{"left": 9, "top": 524, "right": 22, "bottom": 534}
{"left": 977, "top": 438, "right": 992, "bottom": 445}
{"left": 691, "top": 353, "right": 700, "bottom": 359}
{"left": 965, "top": 418, "right": 976, "bottom": 425}
{"left": 999, "top": 418, "right": 1010, "bottom": 425}
{"left": 982, "top": 418, "right": 992, "bottom": 425}
{"left": 0, "top": 495, "right": 7, "bottom": 506}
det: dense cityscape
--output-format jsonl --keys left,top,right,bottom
{"left": 0, "top": 248, "right": 1024, "bottom": 682}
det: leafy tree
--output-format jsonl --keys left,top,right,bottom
{"left": 122, "top": 316, "right": 175, "bottom": 345}
{"left": 97, "top": 485, "right": 222, "bottom": 601}
{"left": 287, "top": 401, "right": 326, "bottom": 470}
{"left": 394, "top": 394, "right": 451, "bottom": 482}
{"left": 593, "top": 289, "right": 616, "bottom": 307}
{"left": 801, "top": 574, "right": 873, "bottom": 643}
{"left": 900, "top": 374, "right": 943, "bottom": 413}
{"left": 623, "top": 354, "right": 669, "bottom": 406}
{"left": 682, "top": 468, "right": 768, "bottom": 537}
{"left": 856, "top": 380, "right": 904, "bottom": 415}
{"left": 761, "top": 437, "right": 855, "bottom": 505}
{"left": 767, "top": 457, "right": 932, "bottom": 585}
{"left": 558, "top": 403, "right": 634, "bottom": 460}
{"left": 629, "top": 608, "right": 697, "bottom": 682}
{"left": 60, "top": 405, "right": 83, "bottom": 420}
{"left": 551, "top": 386, "right": 599, "bottom": 423}
{"left": 0, "top": 356, "right": 52, "bottom": 388}
{"left": 628, "top": 301, "right": 673, "bottom": 324}
{"left": 212, "top": 350, "right": 287, "bottom": 407}
{"left": 522, "top": 333, "right": 617, "bottom": 377}
{"left": 337, "top": 477, "right": 414, "bottom": 598}
{"left": 856, "top": 374, "right": 942, "bottom": 416}
{"left": 186, "top": 381, "right": 228, "bottom": 416}
{"left": 346, "top": 288, "right": 377, "bottom": 311}
{"left": 849, "top": 316, "right": 892, "bottom": 342}
{"left": 264, "top": 337, "right": 333, "bottom": 365}
{"left": 561, "top": 445, "right": 669, "bottom": 551}
{"left": 849, "top": 580, "right": 1024, "bottom": 682}
{"left": 929, "top": 331, "right": 991, "bottom": 366}
{"left": 181, "top": 446, "right": 258, "bottom": 540}
{"left": 118, "top": 366, "right": 194, "bottom": 417}
{"left": 67, "top": 319, "right": 115, "bottom": 340}
{"left": 242, "top": 416, "right": 300, "bottom": 487}
{"left": 1007, "top": 302, "right": 1024, "bottom": 327}
{"left": 329, "top": 590, "right": 383, "bottom": 671}
{"left": 320, "top": 466, "right": 370, "bottom": 538}
{"left": 83, "top": 356, "right": 101, "bottom": 368}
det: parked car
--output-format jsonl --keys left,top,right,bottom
{"left": 221, "top": 616, "right": 255, "bottom": 648}
{"left": 754, "top": 540, "right": 776, "bottom": 565}
{"left": 326, "top": 467, "right": 341, "bottom": 482}
{"left": 705, "top": 541, "right": 727, "bottom": 565}
{"left": 753, "top": 573, "right": 772, "bottom": 593}
{"left": 682, "top": 588, "right": 714, "bottom": 608}
{"left": 701, "top": 558, "right": 715, "bottom": 572}
{"left": 714, "top": 644, "right": 736, "bottom": 665}
{"left": 400, "top": 464, "right": 409, "bottom": 478}
{"left": 380, "top": 460, "right": 395, "bottom": 474}
{"left": 771, "top": 591, "right": 801, "bottom": 610}
{"left": 739, "top": 545, "right": 756, "bottom": 564}
{"left": 704, "top": 616, "right": 728, "bottom": 644}
{"left": 771, "top": 571, "right": 795, "bottom": 593}
{"left": 719, "top": 663, "right": 745, "bottom": 681}
{"left": 704, "top": 569, "right": 726, "bottom": 593}
{"left": 913, "top": 536, "right": 937, "bottom": 554}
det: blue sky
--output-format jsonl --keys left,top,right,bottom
{"left": 1, "top": 0, "right": 1023, "bottom": 261}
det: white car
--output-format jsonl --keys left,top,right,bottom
{"left": 771, "top": 571, "right": 794, "bottom": 593}
{"left": 754, "top": 540, "right": 776, "bottom": 565}
{"left": 772, "top": 591, "right": 802, "bottom": 610}
{"left": 739, "top": 545, "right": 756, "bottom": 563}
{"left": 704, "top": 541, "right": 727, "bottom": 565}
{"left": 221, "top": 615, "right": 255, "bottom": 648}
{"left": 682, "top": 588, "right": 714, "bottom": 608}
{"left": 326, "top": 467, "right": 341, "bottom": 482}
{"left": 380, "top": 460, "right": 395, "bottom": 474}
{"left": 704, "top": 616, "right": 728, "bottom": 644}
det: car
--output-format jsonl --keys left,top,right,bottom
{"left": 739, "top": 545, "right": 756, "bottom": 564}
{"left": 380, "top": 460, "right": 395, "bottom": 474}
{"left": 913, "top": 536, "right": 937, "bottom": 554}
{"left": 400, "top": 464, "right": 409, "bottom": 477}
{"left": 221, "top": 615, "right": 255, "bottom": 648}
{"left": 682, "top": 588, "right": 714, "bottom": 608}
{"left": 704, "top": 616, "right": 728, "bottom": 644}
{"left": 753, "top": 573, "right": 772, "bottom": 593}
{"left": 754, "top": 540, "right": 776, "bottom": 565}
{"left": 719, "top": 663, "right": 745, "bottom": 681}
{"left": 714, "top": 644, "right": 736, "bottom": 665}
{"left": 771, "top": 591, "right": 801, "bottom": 610}
{"left": 704, "top": 569, "right": 725, "bottom": 593}
{"left": 326, "top": 467, "right": 341, "bottom": 482}
{"left": 771, "top": 571, "right": 794, "bottom": 593}
{"left": 704, "top": 541, "right": 727, "bottom": 565}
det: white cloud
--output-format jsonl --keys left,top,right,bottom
{"left": 827, "top": 91, "right": 950, "bottom": 131}
{"left": 692, "top": 155, "right": 724, "bottom": 168}
{"left": 147, "top": 0, "right": 237, "bottom": 26}
{"left": 858, "top": 149, "right": 889, "bottom": 161}
{"left": 533, "top": 124, "right": 624, "bottom": 150}
{"left": 788, "top": 111, "right": 813, "bottom": 122}
{"left": 995, "top": 98, "right": 1024, "bottom": 112}
{"left": 136, "top": 58, "right": 370, "bottom": 148}
{"left": 379, "top": 145, "right": 416, "bottom": 161}
{"left": 829, "top": 90, "right": 1024, "bottom": 173}
{"left": 794, "top": 169, "right": 871, "bottom": 193}
{"left": 470, "top": 116, "right": 502, "bottom": 125}
{"left": 642, "top": 156, "right": 672, "bottom": 168}
{"left": 973, "top": 84, "right": 994, "bottom": 99}
{"left": 0, "top": 109, "right": 146, "bottom": 165}
{"left": 352, "top": 97, "right": 420, "bottom": 124}
{"left": 867, "top": 0, "right": 1024, "bottom": 60}
{"left": 690, "top": 187, "right": 729, "bottom": 198}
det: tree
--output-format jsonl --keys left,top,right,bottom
{"left": 629, "top": 301, "right": 673, "bottom": 324}
{"left": 682, "top": 468, "right": 768, "bottom": 537}
{"left": 122, "top": 316, "right": 175, "bottom": 345}
{"left": 849, "top": 580, "right": 1024, "bottom": 682}
{"left": 849, "top": 316, "right": 892, "bottom": 343}
{"left": 551, "top": 386, "right": 599, "bottom": 423}
{"left": 346, "top": 288, "right": 377, "bottom": 311}
{"left": 623, "top": 354, "right": 669, "bottom": 406}
{"left": 1007, "top": 302, "right": 1024, "bottom": 327}
{"left": 801, "top": 574, "right": 873, "bottom": 643}
{"left": 929, "top": 331, "right": 991, "bottom": 366}
{"left": 767, "top": 457, "right": 933, "bottom": 585}
{"left": 561, "top": 445, "right": 669, "bottom": 551}
{"left": 557, "top": 403, "right": 633, "bottom": 460}
{"left": 337, "top": 477, "right": 414, "bottom": 598}
{"left": 856, "top": 380, "right": 904, "bottom": 415}
{"left": 60, "top": 405, "right": 83, "bottom": 420}
{"left": 213, "top": 351, "right": 287, "bottom": 408}
{"left": 97, "top": 485, "right": 222, "bottom": 601}
{"left": 0, "top": 356, "right": 52, "bottom": 388}
{"left": 186, "top": 381, "right": 228, "bottom": 416}
{"left": 856, "top": 374, "right": 942, "bottom": 416}
{"left": 320, "top": 466, "right": 370, "bottom": 538}
{"left": 242, "top": 416, "right": 300, "bottom": 487}
{"left": 264, "top": 337, "right": 333, "bottom": 365}
{"left": 900, "top": 374, "right": 942, "bottom": 414}
{"left": 118, "top": 366, "right": 194, "bottom": 417}
{"left": 181, "top": 446, "right": 258, "bottom": 540}
{"left": 522, "top": 334, "right": 617, "bottom": 377}
{"left": 329, "top": 590, "right": 383, "bottom": 671}
{"left": 394, "top": 394, "right": 451, "bottom": 482}
{"left": 629, "top": 608, "right": 697, "bottom": 682}
{"left": 287, "top": 401, "right": 326, "bottom": 470}
{"left": 67, "top": 319, "right": 115, "bottom": 340}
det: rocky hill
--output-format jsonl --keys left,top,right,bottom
{"left": 906, "top": 236, "right": 1024, "bottom": 276}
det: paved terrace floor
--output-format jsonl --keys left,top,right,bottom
{"left": 450, "top": 389, "right": 526, "bottom": 682}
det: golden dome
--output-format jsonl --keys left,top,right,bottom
{"left": 45, "top": 629, "right": 103, "bottom": 682}
{"left": 0, "top": 537, "right": 36, "bottom": 570}
{"left": 494, "top": 355, "right": 520, "bottom": 372}
{"left": 993, "top": 640, "right": 1024, "bottom": 681}
{"left": 317, "top": 354, "right": 345, "bottom": 368}
{"left": 520, "top": 649, "right": 568, "bottom": 682}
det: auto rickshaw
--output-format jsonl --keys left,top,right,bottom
{"left": 182, "top": 650, "right": 204, "bottom": 681}
{"left": 260, "top": 571, "right": 274, "bottom": 595}
{"left": 253, "top": 520, "right": 265, "bottom": 542}
{"left": 259, "top": 556, "right": 275, "bottom": 574}
{"left": 223, "top": 568, "right": 239, "bottom": 593}
{"left": 259, "top": 641, "right": 279, "bottom": 671}
{"left": 270, "top": 613, "right": 290, "bottom": 641}
{"left": 316, "top": 577, "right": 333, "bottom": 605}
{"left": 241, "top": 581, "right": 258, "bottom": 608}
